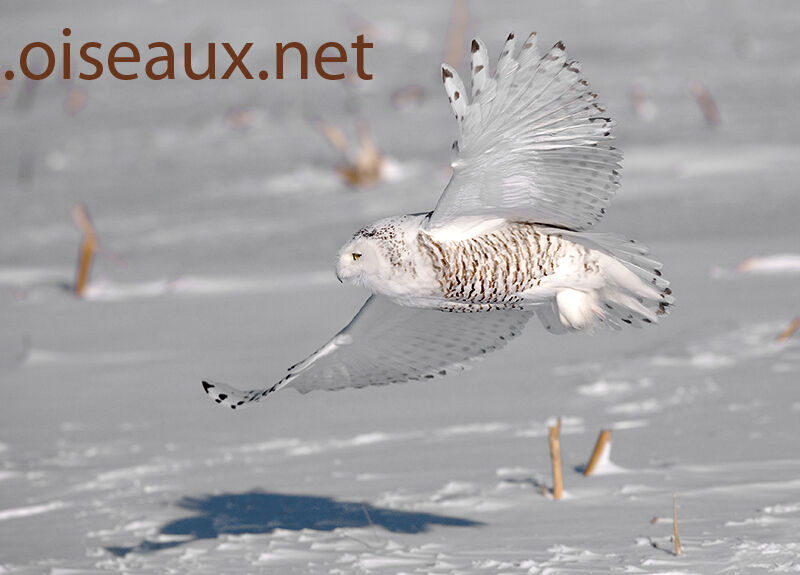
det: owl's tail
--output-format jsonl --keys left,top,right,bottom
{"left": 536, "top": 231, "right": 673, "bottom": 333}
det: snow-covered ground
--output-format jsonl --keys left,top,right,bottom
{"left": 2, "top": 1, "right": 799, "bottom": 573}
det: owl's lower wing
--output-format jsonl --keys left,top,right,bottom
{"left": 425, "top": 33, "right": 621, "bottom": 235}
{"left": 202, "top": 295, "right": 533, "bottom": 409}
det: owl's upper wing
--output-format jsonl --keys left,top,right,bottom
{"left": 424, "top": 33, "right": 621, "bottom": 235}
{"left": 202, "top": 295, "right": 533, "bottom": 409}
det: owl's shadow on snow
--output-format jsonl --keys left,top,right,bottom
{"left": 106, "top": 490, "right": 482, "bottom": 556}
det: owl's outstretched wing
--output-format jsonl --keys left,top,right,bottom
{"left": 202, "top": 296, "right": 533, "bottom": 409}
{"left": 425, "top": 33, "right": 621, "bottom": 235}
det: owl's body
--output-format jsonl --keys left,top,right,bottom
{"left": 345, "top": 215, "right": 667, "bottom": 331}
{"left": 203, "top": 31, "right": 673, "bottom": 409}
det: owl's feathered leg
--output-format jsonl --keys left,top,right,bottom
{"left": 556, "top": 289, "right": 605, "bottom": 330}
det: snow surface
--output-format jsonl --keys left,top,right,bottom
{"left": 2, "top": 1, "right": 800, "bottom": 573}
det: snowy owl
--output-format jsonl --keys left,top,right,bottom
{"left": 203, "top": 33, "right": 672, "bottom": 409}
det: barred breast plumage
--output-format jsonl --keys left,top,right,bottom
{"left": 417, "top": 222, "right": 594, "bottom": 308}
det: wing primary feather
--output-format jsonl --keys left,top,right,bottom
{"left": 470, "top": 38, "right": 490, "bottom": 101}
{"left": 517, "top": 32, "right": 540, "bottom": 67}
{"left": 442, "top": 64, "right": 468, "bottom": 121}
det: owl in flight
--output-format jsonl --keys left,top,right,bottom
{"left": 203, "top": 32, "right": 672, "bottom": 409}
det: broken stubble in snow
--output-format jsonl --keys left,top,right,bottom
{"left": 443, "top": 0, "right": 469, "bottom": 69}
{"left": 673, "top": 494, "right": 683, "bottom": 556}
{"left": 777, "top": 316, "right": 800, "bottom": 343}
{"left": 583, "top": 429, "right": 612, "bottom": 477}
{"left": 688, "top": 80, "right": 721, "bottom": 126}
{"left": 72, "top": 203, "right": 98, "bottom": 297}
{"left": 548, "top": 418, "right": 564, "bottom": 500}
{"left": 313, "top": 118, "right": 385, "bottom": 188}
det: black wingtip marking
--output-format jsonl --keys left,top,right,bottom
{"left": 202, "top": 381, "right": 214, "bottom": 393}
{"left": 442, "top": 67, "right": 453, "bottom": 81}
{"left": 471, "top": 39, "right": 479, "bottom": 53}
{"left": 507, "top": 32, "right": 515, "bottom": 41}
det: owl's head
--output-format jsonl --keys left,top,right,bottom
{"left": 335, "top": 218, "right": 410, "bottom": 289}
{"left": 335, "top": 234, "right": 386, "bottom": 287}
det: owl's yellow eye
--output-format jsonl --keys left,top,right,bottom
{"left": 352, "top": 253, "right": 362, "bottom": 261}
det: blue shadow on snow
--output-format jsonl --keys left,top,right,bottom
{"left": 106, "top": 489, "right": 483, "bottom": 556}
